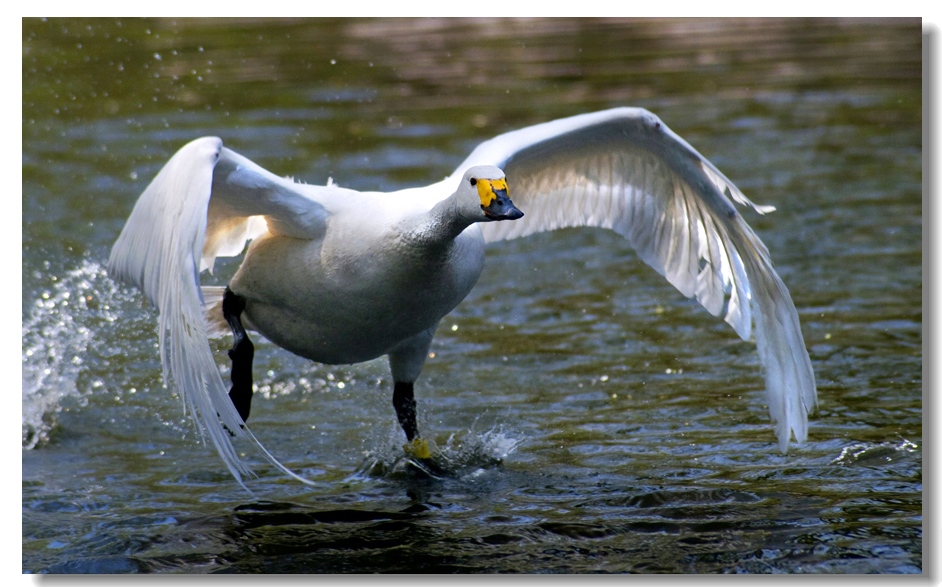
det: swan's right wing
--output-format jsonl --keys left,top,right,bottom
{"left": 108, "top": 137, "right": 329, "bottom": 485}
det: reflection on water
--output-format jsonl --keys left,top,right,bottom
{"left": 23, "top": 18, "right": 921, "bottom": 573}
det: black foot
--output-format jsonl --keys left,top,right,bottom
{"left": 223, "top": 287, "right": 254, "bottom": 423}
{"left": 393, "top": 381, "right": 418, "bottom": 441}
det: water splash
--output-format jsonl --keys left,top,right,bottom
{"left": 22, "top": 258, "right": 124, "bottom": 449}
{"left": 352, "top": 426, "right": 522, "bottom": 481}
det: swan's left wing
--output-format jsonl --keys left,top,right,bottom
{"left": 457, "top": 108, "right": 816, "bottom": 451}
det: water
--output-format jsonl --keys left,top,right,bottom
{"left": 22, "top": 18, "right": 922, "bottom": 573}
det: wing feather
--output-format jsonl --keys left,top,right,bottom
{"left": 108, "top": 137, "right": 328, "bottom": 485}
{"left": 460, "top": 108, "right": 816, "bottom": 450}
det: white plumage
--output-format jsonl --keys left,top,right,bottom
{"left": 108, "top": 107, "right": 817, "bottom": 484}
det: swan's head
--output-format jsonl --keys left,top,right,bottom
{"left": 460, "top": 165, "right": 524, "bottom": 222}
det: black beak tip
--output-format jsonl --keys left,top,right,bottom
{"left": 485, "top": 205, "right": 524, "bottom": 221}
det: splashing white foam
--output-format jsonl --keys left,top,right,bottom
{"left": 353, "top": 424, "right": 523, "bottom": 481}
{"left": 22, "top": 259, "right": 123, "bottom": 448}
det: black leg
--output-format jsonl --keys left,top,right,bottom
{"left": 223, "top": 287, "right": 254, "bottom": 423}
{"left": 393, "top": 381, "right": 418, "bottom": 441}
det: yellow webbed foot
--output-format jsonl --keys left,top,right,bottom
{"left": 403, "top": 437, "right": 434, "bottom": 460}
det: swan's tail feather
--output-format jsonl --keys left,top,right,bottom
{"left": 201, "top": 285, "right": 229, "bottom": 338}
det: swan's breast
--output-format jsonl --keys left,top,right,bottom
{"left": 228, "top": 224, "right": 485, "bottom": 365}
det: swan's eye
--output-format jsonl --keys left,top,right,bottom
{"left": 469, "top": 178, "right": 477, "bottom": 186}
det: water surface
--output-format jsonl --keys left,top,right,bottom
{"left": 23, "top": 18, "right": 922, "bottom": 573}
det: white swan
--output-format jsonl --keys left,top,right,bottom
{"left": 108, "top": 107, "right": 817, "bottom": 485}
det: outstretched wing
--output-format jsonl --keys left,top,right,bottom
{"left": 108, "top": 137, "right": 329, "bottom": 485}
{"left": 457, "top": 108, "right": 816, "bottom": 450}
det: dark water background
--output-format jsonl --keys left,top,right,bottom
{"left": 22, "top": 18, "right": 922, "bottom": 573}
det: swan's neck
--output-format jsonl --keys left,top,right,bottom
{"left": 410, "top": 191, "right": 479, "bottom": 245}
